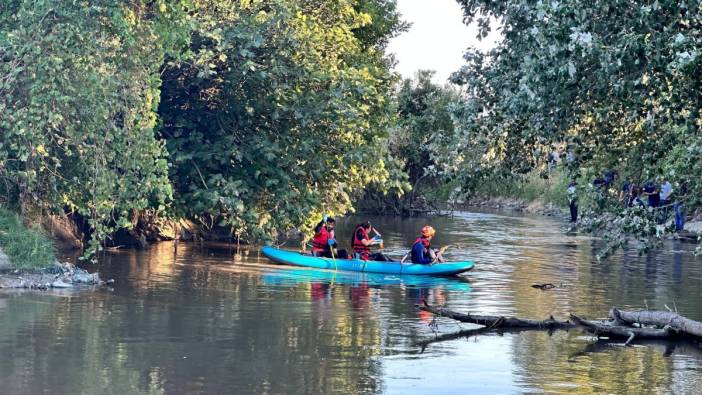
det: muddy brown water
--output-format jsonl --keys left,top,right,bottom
{"left": 1, "top": 210, "right": 701, "bottom": 394}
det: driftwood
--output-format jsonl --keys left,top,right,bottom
{"left": 418, "top": 302, "right": 575, "bottom": 330}
{"left": 570, "top": 314, "right": 670, "bottom": 345}
{"left": 610, "top": 308, "right": 702, "bottom": 338}
{"left": 417, "top": 302, "right": 702, "bottom": 346}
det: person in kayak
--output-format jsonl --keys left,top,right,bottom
{"left": 351, "top": 220, "right": 389, "bottom": 261}
{"left": 311, "top": 217, "right": 348, "bottom": 259}
{"left": 411, "top": 226, "right": 444, "bottom": 264}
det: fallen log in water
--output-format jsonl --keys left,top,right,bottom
{"left": 417, "top": 302, "right": 702, "bottom": 345}
{"left": 417, "top": 302, "right": 575, "bottom": 330}
{"left": 610, "top": 308, "right": 702, "bottom": 338}
{"left": 569, "top": 314, "right": 671, "bottom": 345}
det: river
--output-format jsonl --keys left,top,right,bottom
{"left": 1, "top": 210, "right": 701, "bottom": 394}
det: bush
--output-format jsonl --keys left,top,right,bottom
{"left": 470, "top": 169, "right": 570, "bottom": 207}
{"left": 0, "top": 208, "right": 56, "bottom": 269}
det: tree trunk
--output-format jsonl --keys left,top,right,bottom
{"left": 417, "top": 303, "right": 702, "bottom": 349}
{"left": 570, "top": 314, "right": 671, "bottom": 345}
{"left": 418, "top": 303, "right": 575, "bottom": 329}
{"left": 610, "top": 308, "right": 702, "bottom": 338}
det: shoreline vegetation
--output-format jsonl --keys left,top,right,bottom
{"left": 0, "top": 209, "right": 106, "bottom": 289}
{"left": 449, "top": 169, "right": 702, "bottom": 247}
{"left": 0, "top": 208, "right": 55, "bottom": 270}
{"left": 2, "top": 0, "right": 701, "bottom": 267}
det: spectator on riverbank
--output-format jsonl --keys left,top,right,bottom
{"left": 675, "top": 180, "right": 688, "bottom": 232}
{"left": 593, "top": 176, "right": 606, "bottom": 189}
{"left": 628, "top": 185, "right": 645, "bottom": 208}
{"left": 619, "top": 179, "right": 633, "bottom": 205}
{"left": 567, "top": 178, "right": 578, "bottom": 222}
{"left": 659, "top": 176, "right": 673, "bottom": 206}
{"left": 548, "top": 151, "right": 560, "bottom": 170}
{"left": 603, "top": 170, "right": 618, "bottom": 187}
{"left": 657, "top": 176, "right": 674, "bottom": 224}
{"left": 642, "top": 180, "right": 660, "bottom": 208}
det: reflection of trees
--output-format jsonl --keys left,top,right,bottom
{"left": 509, "top": 331, "right": 690, "bottom": 393}
{"left": 4, "top": 217, "right": 701, "bottom": 393}
{"left": 503, "top": 235, "right": 702, "bottom": 393}
{"left": 0, "top": 244, "right": 388, "bottom": 394}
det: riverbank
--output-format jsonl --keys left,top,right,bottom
{"left": 0, "top": 208, "right": 56, "bottom": 269}
{"left": 454, "top": 195, "right": 702, "bottom": 244}
{"left": 0, "top": 209, "right": 106, "bottom": 290}
{"left": 455, "top": 196, "right": 567, "bottom": 218}
{"left": 0, "top": 258, "right": 105, "bottom": 289}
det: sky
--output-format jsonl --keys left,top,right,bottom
{"left": 386, "top": 0, "right": 500, "bottom": 85}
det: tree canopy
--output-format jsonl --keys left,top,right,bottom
{"left": 0, "top": 0, "right": 406, "bottom": 255}
{"left": 439, "top": 0, "right": 702, "bottom": 253}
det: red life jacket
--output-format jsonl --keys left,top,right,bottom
{"left": 311, "top": 226, "right": 330, "bottom": 253}
{"left": 351, "top": 225, "right": 371, "bottom": 260}
{"left": 414, "top": 237, "right": 430, "bottom": 253}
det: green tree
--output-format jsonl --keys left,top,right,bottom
{"left": 158, "top": 0, "right": 404, "bottom": 240}
{"left": 443, "top": 0, "right": 702, "bottom": 254}
{"left": 0, "top": 1, "right": 187, "bottom": 257}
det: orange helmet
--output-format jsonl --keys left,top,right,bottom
{"left": 420, "top": 225, "right": 435, "bottom": 237}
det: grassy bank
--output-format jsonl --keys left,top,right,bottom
{"left": 469, "top": 170, "right": 570, "bottom": 208}
{"left": 0, "top": 208, "right": 56, "bottom": 269}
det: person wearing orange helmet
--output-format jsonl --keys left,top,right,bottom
{"left": 411, "top": 225, "right": 444, "bottom": 264}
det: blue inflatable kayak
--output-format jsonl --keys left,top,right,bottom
{"left": 261, "top": 246, "right": 474, "bottom": 276}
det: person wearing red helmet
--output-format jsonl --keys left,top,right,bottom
{"left": 411, "top": 225, "right": 444, "bottom": 264}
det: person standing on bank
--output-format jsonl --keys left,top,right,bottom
{"left": 567, "top": 178, "right": 578, "bottom": 223}
{"left": 659, "top": 176, "right": 673, "bottom": 207}
{"left": 642, "top": 180, "right": 660, "bottom": 208}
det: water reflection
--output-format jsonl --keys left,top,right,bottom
{"left": 0, "top": 210, "right": 701, "bottom": 394}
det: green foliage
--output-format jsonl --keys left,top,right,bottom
{"left": 394, "top": 71, "right": 461, "bottom": 183}
{"left": 0, "top": 208, "right": 55, "bottom": 269}
{"left": 352, "top": 0, "right": 409, "bottom": 50}
{"left": 159, "top": 0, "right": 404, "bottom": 238}
{"left": 0, "top": 0, "right": 406, "bottom": 253}
{"left": 359, "top": 71, "right": 462, "bottom": 212}
{"left": 441, "top": 0, "right": 702, "bottom": 255}
{"left": 0, "top": 1, "right": 186, "bottom": 258}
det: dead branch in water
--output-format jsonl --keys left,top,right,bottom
{"left": 610, "top": 308, "right": 702, "bottom": 338}
{"left": 569, "top": 314, "right": 671, "bottom": 346}
{"left": 416, "top": 302, "right": 702, "bottom": 346}
{"left": 417, "top": 301, "right": 575, "bottom": 330}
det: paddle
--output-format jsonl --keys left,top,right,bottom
{"left": 328, "top": 240, "right": 337, "bottom": 270}
{"left": 431, "top": 244, "right": 457, "bottom": 264}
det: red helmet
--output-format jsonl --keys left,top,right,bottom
{"left": 421, "top": 225, "right": 435, "bottom": 237}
